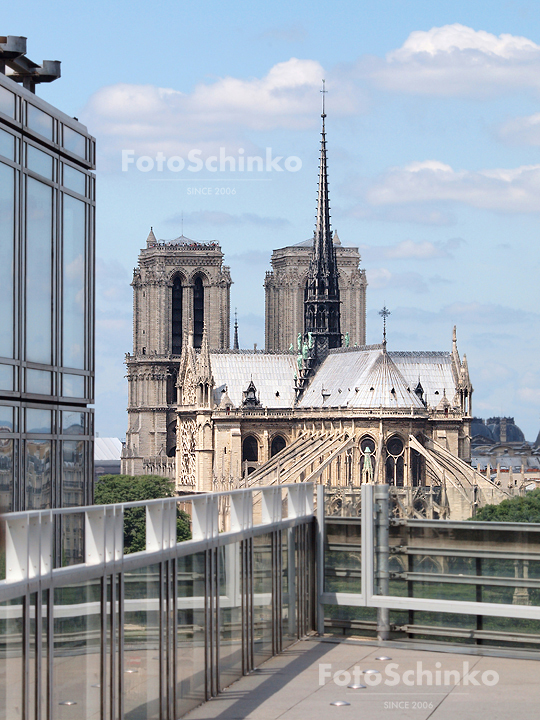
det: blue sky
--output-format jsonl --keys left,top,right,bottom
{"left": 5, "top": 0, "right": 540, "bottom": 440}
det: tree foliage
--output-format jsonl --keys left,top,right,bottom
{"left": 94, "top": 474, "right": 191, "bottom": 553}
{"left": 472, "top": 489, "right": 540, "bottom": 523}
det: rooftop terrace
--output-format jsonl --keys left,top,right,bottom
{"left": 1, "top": 483, "right": 540, "bottom": 719}
{"left": 186, "top": 639, "right": 539, "bottom": 720}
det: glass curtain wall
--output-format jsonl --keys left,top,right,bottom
{"left": 0, "top": 73, "right": 95, "bottom": 513}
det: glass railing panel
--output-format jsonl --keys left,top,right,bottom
{"left": 253, "top": 533, "right": 273, "bottom": 666}
{"left": 123, "top": 507, "right": 147, "bottom": 554}
{"left": 324, "top": 520, "right": 361, "bottom": 593}
{"left": 53, "top": 579, "right": 102, "bottom": 719}
{"left": 324, "top": 487, "right": 361, "bottom": 518}
{"left": 407, "top": 610, "right": 478, "bottom": 643}
{"left": 219, "top": 543, "right": 242, "bottom": 689}
{"left": 323, "top": 604, "right": 377, "bottom": 637}
{"left": 0, "top": 597, "right": 23, "bottom": 720}
{"left": 281, "top": 528, "right": 296, "bottom": 648}
{"left": 123, "top": 564, "right": 160, "bottom": 719}
{"left": 281, "top": 489, "right": 288, "bottom": 520}
{"left": 384, "top": 523, "right": 540, "bottom": 605}
{"left": 481, "top": 616, "right": 540, "bottom": 647}
{"left": 28, "top": 595, "right": 36, "bottom": 720}
{"left": 177, "top": 553, "right": 206, "bottom": 717}
{"left": 177, "top": 500, "right": 192, "bottom": 542}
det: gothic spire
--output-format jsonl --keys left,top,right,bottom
{"left": 233, "top": 309, "right": 239, "bottom": 350}
{"left": 313, "top": 80, "right": 336, "bottom": 281}
{"left": 304, "top": 80, "right": 341, "bottom": 354}
{"left": 198, "top": 323, "right": 213, "bottom": 384}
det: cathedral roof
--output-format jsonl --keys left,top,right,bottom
{"left": 298, "top": 346, "right": 426, "bottom": 409}
{"left": 208, "top": 347, "right": 459, "bottom": 411}
{"left": 388, "top": 351, "right": 457, "bottom": 408}
{"left": 210, "top": 353, "right": 297, "bottom": 408}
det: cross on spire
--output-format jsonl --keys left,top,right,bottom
{"left": 321, "top": 79, "right": 327, "bottom": 121}
{"left": 379, "top": 306, "right": 391, "bottom": 345}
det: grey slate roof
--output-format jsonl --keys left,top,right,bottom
{"left": 389, "top": 352, "right": 456, "bottom": 408}
{"left": 210, "top": 353, "right": 297, "bottom": 408}
{"left": 298, "top": 347, "right": 426, "bottom": 409}
{"left": 208, "top": 347, "right": 458, "bottom": 411}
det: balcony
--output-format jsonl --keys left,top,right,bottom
{"left": 1, "top": 483, "right": 539, "bottom": 719}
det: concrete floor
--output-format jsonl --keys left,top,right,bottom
{"left": 185, "top": 638, "right": 540, "bottom": 720}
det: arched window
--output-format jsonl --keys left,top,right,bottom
{"left": 411, "top": 448, "right": 423, "bottom": 487}
{"left": 385, "top": 435, "right": 405, "bottom": 486}
{"left": 193, "top": 276, "right": 204, "bottom": 349}
{"left": 242, "top": 435, "right": 258, "bottom": 462}
{"left": 271, "top": 435, "right": 286, "bottom": 457}
{"left": 329, "top": 307, "right": 337, "bottom": 331}
{"left": 171, "top": 277, "right": 182, "bottom": 355}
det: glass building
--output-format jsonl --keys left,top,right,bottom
{"left": 0, "top": 47, "right": 95, "bottom": 514}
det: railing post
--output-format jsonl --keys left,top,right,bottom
{"left": 230, "top": 491, "right": 253, "bottom": 533}
{"left": 146, "top": 499, "right": 177, "bottom": 552}
{"left": 316, "top": 484, "right": 325, "bottom": 635}
{"left": 5, "top": 514, "right": 29, "bottom": 581}
{"left": 85, "top": 508, "right": 106, "bottom": 565}
{"left": 261, "top": 487, "right": 281, "bottom": 525}
{"left": 192, "top": 495, "right": 219, "bottom": 541}
{"left": 288, "top": 483, "right": 312, "bottom": 518}
{"left": 374, "top": 484, "right": 390, "bottom": 641}
{"left": 5, "top": 511, "right": 53, "bottom": 581}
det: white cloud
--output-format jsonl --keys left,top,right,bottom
{"left": 81, "top": 58, "right": 363, "bottom": 167}
{"left": 499, "top": 112, "right": 540, "bottom": 145}
{"left": 363, "top": 160, "right": 540, "bottom": 213}
{"left": 363, "top": 24, "right": 540, "bottom": 96}
{"left": 389, "top": 24, "right": 539, "bottom": 61}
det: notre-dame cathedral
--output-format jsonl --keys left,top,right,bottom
{"left": 121, "top": 109, "right": 507, "bottom": 519}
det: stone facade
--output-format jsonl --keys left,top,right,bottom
{"left": 121, "top": 232, "right": 231, "bottom": 477}
{"left": 264, "top": 234, "right": 367, "bottom": 352}
{"left": 169, "top": 333, "right": 480, "bottom": 520}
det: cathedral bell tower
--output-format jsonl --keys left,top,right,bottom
{"left": 304, "top": 83, "right": 342, "bottom": 355}
{"left": 121, "top": 230, "right": 231, "bottom": 479}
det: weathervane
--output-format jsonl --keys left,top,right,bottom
{"left": 321, "top": 79, "right": 327, "bottom": 119}
{"left": 379, "top": 306, "right": 391, "bottom": 345}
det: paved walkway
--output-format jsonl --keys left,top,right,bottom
{"left": 185, "top": 638, "right": 540, "bottom": 720}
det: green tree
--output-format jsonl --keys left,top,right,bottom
{"left": 94, "top": 474, "right": 191, "bottom": 553}
{"left": 472, "top": 489, "right": 540, "bottom": 523}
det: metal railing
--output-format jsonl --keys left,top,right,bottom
{"left": 3, "top": 481, "right": 540, "bottom": 720}
{"left": 0, "top": 484, "right": 315, "bottom": 720}
{"left": 320, "top": 484, "right": 540, "bottom": 653}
